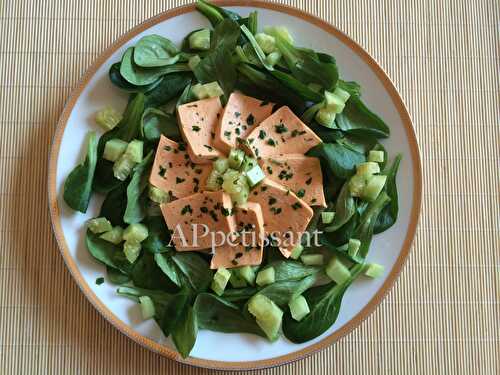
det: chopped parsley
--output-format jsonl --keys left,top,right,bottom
{"left": 209, "top": 210, "right": 218, "bottom": 222}
{"left": 266, "top": 166, "right": 273, "bottom": 174}
{"left": 305, "top": 177, "right": 313, "bottom": 185}
{"left": 292, "top": 202, "right": 302, "bottom": 210}
{"left": 266, "top": 138, "right": 276, "bottom": 146}
{"left": 194, "top": 168, "right": 203, "bottom": 174}
{"left": 291, "top": 129, "right": 307, "bottom": 137}
{"left": 258, "top": 130, "right": 266, "bottom": 139}
{"left": 163, "top": 145, "right": 172, "bottom": 151}
{"left": 224, "top": 130, "right": 231, "bottom": 139}
{"left": 270, "top": 207, "right": 282, "bottom": 215}
{"left": 275, "top": 123, "right": 288, "bottom": 134}
{"left": 95, "top": 277, "right": 104, "bottom": 285}
{"left": 296, "top": 188, "right": 306, "bottom": 198}
{"left": 200, "top": 206, "right": 208, "bottom": 213}
{"left": 181, "top": 205, "right": 193, "bottom": 215}
{"left": 158, "top": 166, "right": 167, "bottom": 177}
{"left": 260, "top": 101, "right": 269, "bottom": 107}
{"left": 246, "top": 113, "right": 255, "bottom": 125}
{"left": 235, "top": 127, "right": 241, "bottom": 135}
{"left": 176, "top": 177, "right": 185, "bottom": 184}
{"left": 234, "top": 111, "right": 241, "bottom": 118}
{"left": 235, "top": 252, "right": 243, "bottom": 259}
{"left": 203, "top": 144, "right": 213, "bottom": 151}
{"left": 268, "top": 197, "right": 277, "bottom": 205}
{"left": 178, "top": 143, "right": 186, "bottom": 151}
{"left": 192, "top": 125, "right": 200, "bottom": 132}
{"left": 278, "top": 170, "right": 293, "bottom": 180}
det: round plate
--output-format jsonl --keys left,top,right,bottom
{"left": 48, "top": 1, "right": 422, "bottom": 370}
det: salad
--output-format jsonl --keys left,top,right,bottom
{"left": 63, "top": 0, "right": 401, "bottom": 358}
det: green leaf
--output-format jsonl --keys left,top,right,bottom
{"left": 308, "top": 142, "right": 366, "bottom": 180}
{"left": 282, "top": 264, "right": 365, "bottom": 343}
{"left": 109, "top": 63, "right": 163, "bottom": 93}
{"left": 212, "top": 19, "right": 241, "bottom": 51}
{"left": 337, "top": 79, "right": 361, "bottom": 98}
{"left": 134, "top": 35, "right": 180, "bottom": 67}
{"left": 240, "top": 25, "right": 274, "bottom": 70}
{"left": 325, "top": 181, "right": 356, "bottom": 231}
{"left": 85, "top": 230, "right": 133, "bottom": 275}
{"left": 336, "top": 97, "right": 390, "bottom": 138}
{"left": 123, "top": 151, "right": 153, "bottom": 224}
{"left": 117, "top": 285, "right": 173, "bottom": 318}
{"left": 154, "top": 252, "right": 182, "bottom": 287}
{"left": 142, "top": 216, "right": 172, "bottom": 254}
{"left": 131, "top": 253, "right": 178, "bottom": 292}
{"left": 144, "top": 73, "right": 192, "bottom": 108}
{"left": 172, "top": 252, "right": 213, "bottom": 292}
{"left": 99, "top": 184, "right": 127, "bottom": 227}
{"left": 222, "top": 287, "right": 257, "bottom": 303}
{"left": 159, "top": 290, "right": 190, "bottom": 336}
{"left": 374, "top": 154, "right": 402, "bottom": 234}
{"left": 63, "top": 132, "right": 98, "bottom": 213}
{"left": 172, "top": 306, "right": 198, "bottom": 358}
{"left": 196, "top": 0, "right": 241, "bottom": 26}
{"left": 141, "top": 108, "right": 181, "bottom": 142}
{"left": 257, "top": 274, "right": 318, "bottom": 307}
{"left": 194, "top": 293, "right": 265, "bottom": 337}
{"left": 106, "top": 266, "right": 131, "bottom": 285}
{"left": 176, "top": 82, "right": 194, "bottom": 107}
{"left": 266, "top": 260, "right": 321, "bottom": 282}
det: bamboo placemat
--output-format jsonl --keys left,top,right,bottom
{"left": 1, "top": 0, "right": 498, "bottom": 373}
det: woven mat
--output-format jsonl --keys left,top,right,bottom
{"left": 1, "top": 0, "right": 499, "bottom": 373}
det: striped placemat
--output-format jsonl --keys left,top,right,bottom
{"left": 1, "top": 0, "right": 498, "bottom": 373}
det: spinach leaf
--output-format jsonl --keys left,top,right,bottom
{"left": 212, "top": 19, "right": 241, "bottom": 51}
{"left": 117, "top": 285, "right": 174, "bottom": 318}
{"left": 282, "top": 264, "right": 365, "bottom": 343}
{"left": 109, "top": 63, "right": 163, "bottom": 93}
{"left": 123, "top": 151, "right": 153, "bottom": 224}
{"left": 194, "top": 293, "right": 265, "bottom": 337}
{"left": 320, "top": 212, "right": 359, "bottom": 247}
{"left": 141, "top": 108, "right": 181, "bottom": 142}
{"left": 172, "top": 306, "right": 198, "bottom": 358}
{"left": 336, "top": 97, "right": 390, "bottom": 138}
{"left": 337, "top": 79, "right": 361, "bottom": 98}
{"left": 144, "top": 73, "right": 192, "bottom": 108}
{"left": 63, "top": 132, "right": 98, "bottom": 213}
{"left": 266, "top": 260, "right": 321, "bottom": 282}
{"left": 240, "top": 25, "right": 273, "bottom": 70}
{"left": 99, "top": 184, "right": 127, "bottom": 227}
{"left": 176, "top": 82, "right": 194, "bottom": 107}
{"left": 172, "top": 252, "right": 213, "bottom": 292}
{"left": 246, "top": 11, "right": 258, "bottom": 34}
{"left": 196, "top": 0, "right": 241, "bottom": 26}
{"left": 308, "top": 142, "right": 365, "bottom": 180}
{"left": 85, "top": 230, "right": 133, "bottom": 275}
{"left": 374, "top": 154, "right": 402, "bottom": 234}
{"left": 308, "top": 122, "right": 344, "bottom": 143}
{"left": 142, "top": 216, "right": 172, "bottom": 254}
{"left": 134, "top": 35, "right": 180, "bottom": 67}
{"left": 154, "top": 252, "right": 183, "bottom": 287}
{"left": 159, "top": 290, "right": 190, "bottom": 336}
{"left": 319, "top": 236, "right": 364, "bottom": 264}
{"left": 131, "top": 253, "right": 178, "bottom": 292}
{"left": 222, "top": 287, "right": 257, "bottom": 302}
{"left": 258, "top": 274, "right": 318, "bottom": 307}
{"left": 324, "top": 181, "right": 356, "bottom": 231}
{"left": 106, "top": 266, "right": 130, "bottom": 285}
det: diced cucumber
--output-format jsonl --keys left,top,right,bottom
{"left": 255, "top": 33, "right": 276, "bottom": 54}
{"left": 256, "top": 267, "right": 275, "bottom": 287}
{"left": 124, "top": 139, "right": 143, "bottom": 163}
{"left": 348, "top": 174, "right": 366, "bottom": 197}
{"left": 214, "top": 158, "right": 229, "bottom": 173}
{"left": 245, "top": 164, "right": 265, "bottom": 187}
{"left": 228, "top": 149, "right": 245, "bottom": 169}
{"left": 191, "top": 83, "right": 208, "bottom": 100}
{"left": 222, "top": 169, "right": 250, "bottom": 204}
{"left": 290, "top": 244, "right": 304, "bottom": 260}
{"left": 87, "top": 217, "right": 113, "bottom": 234}
{"left": 99, "top": 226, "right": 124, "bottom": 244}
{"left": 241, "top": 156, "right": 258, "bottom": 172}
{"left": 235, "top": 265, "right": 256, "bottom": 285}
{"left": 324, "top": 91, "right": 346, "bottom": 113}
{"left": 206, "top": 169, "right": 223, "bottom": 191}
{"left": 113, "top": 154, "right": 136, "bottom": 181}
{"left": 189, "top": 28, "right": 210, "bottom": 50}
{"left": 300, "top": 254, "right": 324, "bottom": 266}
{"left": 188, "top": 55, "right": 201, "bottom": 70}
{"left": 326, "top": 256, "right": 351, "bottom": 284}
{"left": 231, "top": 183, "right": 250, "bottom": 205}
{"left": 333, "top": 86, "right": 351, "bottom": 103}
{"left": 204, "top": 81, "right": 224, "bottom": 98}
{"left": 265, "top": 51, "right": 282, "bottom": 67}
{"left": 288, "top": 295, "right": 310, "bottom": 322}
{"left": 321, "top": 211, "right": 335, "bottom": 224}
{"left": 103, "top": 139, "right": 128, "bottom": 162}
{"left": 123, "top": 241, "right": 141, "bottom": 263}
{"left": 361, "top": 175, "right": 387, "bottom": 202}
{"left": 264, "top": 26, "right": 294, "bottom": 44}
{"left": 211, "top": 267, "right": 231, "bottom": 296}
{"left": 368, "top": 150, "right": 385, "bottom": 163}
{"left": 315, "top": 107, "right": 336, "bottom": 128}
{"left": 229, "top": 272, "right": 247, "bottom": 288}
{"left": 148, "top": 185, "right": 169, "bottom": 204}
{"left": 248, "top": 294, "right": 283, "bottom": 341}
{"left": 139, "top": 295, "right": 155, "bottom": 320}
{"left": 365, "top": 263, "right": 385, "bottom": 278}
{"left": 347, "top": 238, "right": 361, "bottom": 257}
{"left": 356, "top": 161, "right": 380, "bottom": 177}
{"left": 307, "top": 83, "right": 322, "bottom": 92}
{"left": 95, "top": 106, "right": 122, "bottom": 131}
{"left": 123, "top": 223, "right": 149, "bottom": 243}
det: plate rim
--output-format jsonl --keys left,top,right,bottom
{"left": 47, "top": 0, "right": 422, "bottom": 370}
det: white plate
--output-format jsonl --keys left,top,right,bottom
{"left": 48, "top": 1, "right": 422, "bottom": 370}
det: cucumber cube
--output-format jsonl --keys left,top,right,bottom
{"left": 95, "top": 106, "right": 122, "bottom": 131}
{"left": 214, "top": 158, "right": 229, "bottom": 173}
{"left": 139, "top": 295, "right": 155, "bottom": 320}
{"left": 123, "top": 223, "right": 149, "bottom": 243}
{"left": 288, "top": 295, "right": 310, "bottom": 322}
{"left": 99, "top": 226, "right": 124, "bottom": 244}
{"left": 347, "top": 238, "right": 361, "bottom": 257}
{"left": 264, "top": 26, "right": 294, "bottom": 44}
{"left": 326, "top": 256, "right": 351, "bottom": 284}
{"left": 245, "top": 165, "right": 265, "bottom": 187}
{"left": 211, "top": 267, "right": 231, "bottom": 296}
{"left": 368, "top": 150, "right": 384, "bottom": 163}
{"left": 204, "top": 81, "right": 224, "bottom": 98}
{"left": 315, "top": 107, "right": 336, "bottom": 128}
{"left": 356, "top": 162, "right": 380, "bottom": 177}
{"left": 248, "top": 294, "right": 283, "bottom": 341}
{"left": 229, "top": 272, "right": 247, "bottom": 288}
{"left": 87, "top": 217, "right": 112, "bottom": 234}
{"left": 241, "top": 156, "right": 258, "bottom": 172}
{"left": 333, "top": 86, "right": 351, "bottom": 103}
{"left": 191, "top": 83, "right": 208, "bottom": 100}
{"left": 265, "top": 51, "right": 282, "bottom": 67}
{"left": 222, "top": 169, "right": 250, "bottom": 204}
{"left": 256, "top": 267, "right": 275, "bottom": 287}
{"left": 324, "top": 91, "right": 346, "bottom": 113}
{"left": 189, "top": 28, "right": 210, "bottom": 50}
{"left": 361, "top": 175, "right": 387, "bottom": 202}
{"left": 235, "top": 265, "right": 256, "bottom": 285}
{"left": 348, "top": 174, "right": 367, "bottom": 197}
{"left": 103, "top": 139, "right": 128, "bottom": 162}
{"left": 321, "top": 211, "right": 335, "bottom": 224}
{"left": 228, "top": 149, "right": 245, "bottom": 169}
{"left": 188, "top": 55, "right": 201, "bottom": 70}
{"left": 290, "top": 244, "right": 305, "bottom": 260}
{"left": 365, "top": 263, "right": 385, "bottom": 278}
{"left": 255, "top": 33, "right": 276, "bottom": 54}
{"left": 205, "top": 169, "right": 223, "bottom": 191}
{"left": 148, "top": 185, "right": 169, "bottom": 204}
{"left": 113, "top": 154, "right": 135, "bottom": 181}
{"left": 123, "top": 241, "right": 141, "bottom": 263}
{"left": 124, "top": 139, "right": 143, "bottom": 163}
{"left": 300, "top": 254, "right": 324, "bottom": 266}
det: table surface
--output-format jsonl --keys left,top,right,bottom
{"left": 1, "top": 0, "right": 499, "bottom": 373}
